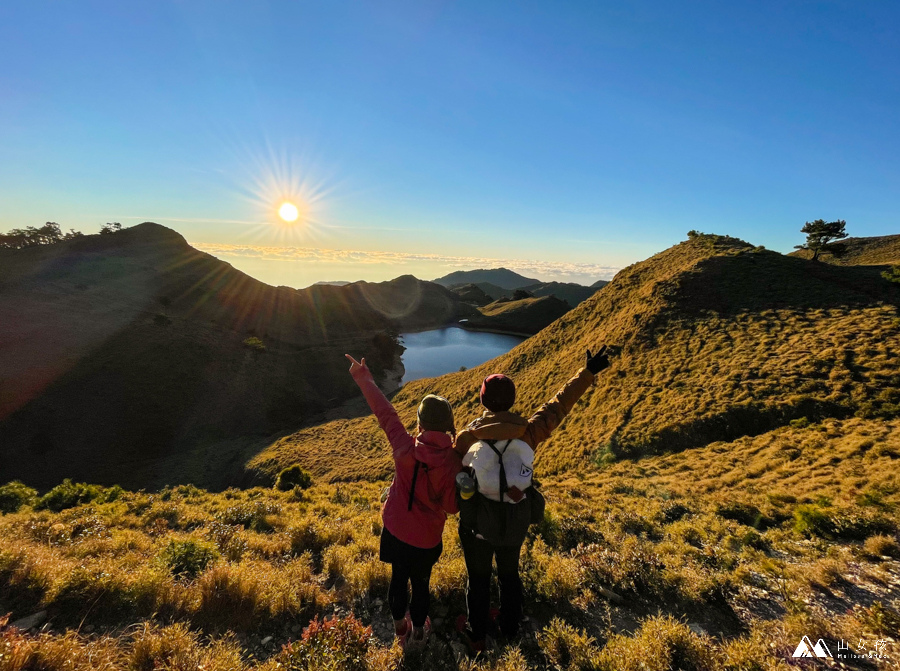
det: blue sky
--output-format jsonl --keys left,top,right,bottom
{"left": 1, "top": 1, "right": 898, "bottom": 286}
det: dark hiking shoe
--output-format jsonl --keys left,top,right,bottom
{"left": 407, "top": 616, "right": 432, "bottom": 650}
{"left": 455, "top": 614, "right": 486, "bottom": 655}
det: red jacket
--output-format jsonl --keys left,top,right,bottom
{"left": 351, "top": 366, "right": 461, "bottom": 549}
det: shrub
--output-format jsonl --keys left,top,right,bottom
{"left": 277, "top": 614, "right": 371, "bottom": 671}
{"left": 715, "top": 502, "right": 770, "bottom": 529}
{"left": 0, "top": 481, "right": 37, "bottom": 514}
{"left": 159, "top": 538, "right": 219, "bottom": 578}
{"left": 35, "top": 479, "right": 112, "bottom": 512}
{"left": 595, "top": 615, "right": 717, "bottom": 671}
{"left": 862, "top": 534, "right": 900, "bottom": 560}
{"left": 591, "top": 442, "right": 617, "bottom": 468}
{"left": 52, "top": 566, "right": 135, "bottom": 623}
{"left": 131, "top": 622, "right": 244, "bottom": 671}
{"left": 275, "top": 465, "right": 313, "bottom": 491}
{"left": 793, "top": 504, "right": 834, "bottom": 538}
{"left": 856, "top": 485, "right": 893, "bottom": 508}
{"left": 533, "top": 509, "right": 603, "bottom": 551}
{"left": 881, "top": 264, "right": 900, "bottom": 284}
{"left": 537, "top": 618, "right": 600, "bottom": 671}
{"left": 852, "top": 601, "right": 900, "bottom": 637}
{"left": 289, "top": 520, "right": 330, "bottom": 558}
{"left": 142, "top": 503, "right": 181, "bottom": 530}
{"left": 0, "top": 627, "right": 123, "bottom": 670}
{"left": 661, "top": 502, "right": 692, "bottom": 524}
{"left": 218, "top": 500, "right": 281, "bottom": 532}
{"left": 242, "top": 336, "right": 266, "bottom": 352}
{"left": 576, "top": 539, "right": 666, "bottom": 598}
{"left": 794, "top": 504, "right": 895, "bottom": 540}
{"left": 195, "top": 562, "right": 266, "bottom": 630}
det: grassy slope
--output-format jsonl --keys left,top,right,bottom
{"left": 249, "top": 236, "right": 900, "bottom": 483}
{"left": 2, "top": 235, "right": 900, "bottom": 670}
{"left": 465, "top": 296, "right": 571, "bottom": 335}
{"left": 518, "top": 281, "right": 598, "bottom": 307}
{"left": 464, "top": 282, "right": 599, "bottom": 307}
{"left": 0, "top": 417, "right": 897, "bottom": 670}
{"left": 0, "top": 224, "right": 406, "bottom": 490}
{"left": 789, "top": 233, "right": 900, "bottom": 266}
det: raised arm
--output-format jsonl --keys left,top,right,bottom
{"left": 346, "top": 354, "right": 411, "bottom": 453}
{"left": 523, "top": 346, "right": 610, "bottom": 450}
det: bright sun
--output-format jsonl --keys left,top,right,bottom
{"left": 278, "top": 202, "right": 299, "bottom": 222}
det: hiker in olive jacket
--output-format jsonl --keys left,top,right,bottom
{"left": 453, "top": 355, "right": 606, "bottom": 458}
{"left": 455, "top": 346, "right": 610, "bottom": 651}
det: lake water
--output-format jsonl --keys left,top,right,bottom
{"left": 400, "top": 327, "right": 525, "bottom": 384}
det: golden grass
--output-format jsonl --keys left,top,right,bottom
{"left": 250, "top": 236, "right": 900, "bottom": 483}
{"left": 790, "top": 233, "right": 900, "bottom": 266}
{"left": 2, "top": 415, "right": 898, "bottom": 669}
{"left": 3, "top": 235, "right": 900, "bottom": 669}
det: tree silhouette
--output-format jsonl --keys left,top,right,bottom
{"left": 0, "top": 222, "right": 82, "bottom": 249}
{"left": 100, "top": 222, "right": 123, "bottom": 235}
{"left": 795, "top": 219, "right": 848, "bottom": 261}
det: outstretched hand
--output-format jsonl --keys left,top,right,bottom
{"left": 586, "top": 345, "right": 610, "bottom": 374}
{"left": 345, "top": 354, "right": 368, "bottom": 375}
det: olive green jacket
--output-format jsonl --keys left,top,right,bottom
{"left": 453, "top": 368, "right": 595, "bottom": 457}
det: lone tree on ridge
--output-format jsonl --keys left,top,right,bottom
{"left": 795, "top": 219, "right": 848, "bottom": 261}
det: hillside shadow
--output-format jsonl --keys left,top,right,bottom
{"left": 671, "top": 251, "right": 899, "bottom": 317}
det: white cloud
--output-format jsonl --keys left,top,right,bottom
{"left": 190, "top": 242, "right": 621, "bottom": 283}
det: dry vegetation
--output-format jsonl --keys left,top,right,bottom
{"left": 1, "top": 414, "right": 899, "bottom": 669}
{"left": 789, "top": 234, "right": 900, "bottom": 266}
{"left": 4, "top": 233, "right": 900, "bottom": 669}
{"left": 250, "top": 235, "right": 900, "bottom": 483}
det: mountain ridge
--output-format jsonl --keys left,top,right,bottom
{"left": 0, "top": 224, "right": 450, "bottom": 489}
{"left": 788, "top": 233, "right": 900, "bottom": 266}
{"left": 433, "top": 267, "right": 540, "bottom": 289}
{"left": 250, "top": 233, "right": 900, "bottom": 483}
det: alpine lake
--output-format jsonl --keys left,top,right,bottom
{"left": 399, "top": 326, "right": 525, "bottom": 384}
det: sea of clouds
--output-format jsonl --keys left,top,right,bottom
{"left": 191, "top": 242, "right": 620, "bottom": 285}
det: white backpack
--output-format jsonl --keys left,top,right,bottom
{"left": 462, "top": 438, "right": 534, "bottom": 503}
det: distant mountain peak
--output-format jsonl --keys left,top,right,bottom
{"left": 433, "top": 267, "right": 540, "bottom": 290}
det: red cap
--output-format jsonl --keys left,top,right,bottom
{"left": 480, "top": 374, "right": 516, "bottom": 412}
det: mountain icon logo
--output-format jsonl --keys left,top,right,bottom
{"left": 519, "top": 464, "right": 533, "bottom": 477}
{"left": 792, "top": 636, "right": 832, "bottom": 658}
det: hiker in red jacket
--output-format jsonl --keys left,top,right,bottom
{"left": 346, "top": 354, "right": 462, "bottom": 647}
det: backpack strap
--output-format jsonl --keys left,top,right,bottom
{"left": 484, "top": 439, "right": 508, "bottom": 503}
{"left": 407, "top": 460, "right": 428, "bottom": 511}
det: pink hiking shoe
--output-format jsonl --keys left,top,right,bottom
{"left": 394, "top": 613, "right": 412, "bottom": 648}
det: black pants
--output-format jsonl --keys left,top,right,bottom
{"left": 459, "top": 526, "right": 524, "bottom": 641}
{"left": 380, "top": 526, "right": 442, "bottom": 628}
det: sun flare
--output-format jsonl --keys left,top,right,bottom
{"left": 278, "top": 202, "right": 300, "bottom": 222}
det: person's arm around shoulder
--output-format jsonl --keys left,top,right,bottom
{"left": 524, "top": 345, "right": 611, "bottom": 450}
{"left": 345, "top": 354, "right": 410, "bottom": 452}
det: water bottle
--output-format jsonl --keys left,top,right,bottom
{"left": 456, "top": 472, "right": 476, "bottom": 500}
